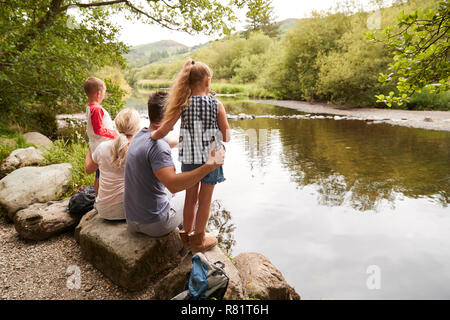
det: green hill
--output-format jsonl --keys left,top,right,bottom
{"left": 277, "top": 18, "right": 300, "bottom": 32}
{"left": 125, "top": 40, "right": 189, "bottom": 68}
{"left": 126, "top": 19, "right": 299, "bottom": 69}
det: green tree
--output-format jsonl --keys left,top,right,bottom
{"left": 316, "top": 12, "right": 394, "bottom": 106}
{"left": 263, "top": 12, "right": 352, "bottom": 100}
{"left": 0, "top": 0, "right": 248, "bottom": 128}
{"left": 367, "top": 0, "right": 449, "bottom": 107}
{"left": 244, "top": 0, "right": 280, "bottom": 38}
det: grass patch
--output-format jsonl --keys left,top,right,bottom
{"left": 406, "top": 90, "right": 450, "bottom": 111}
{"left": 1, "top": 121, "right": 92, "bottom": 199}
{"left": 0, "top": 132, "right": 31, "bottom": 163}
{"left": 136, "top": 80, "right": 275, "bottom": 98}
{"left": 137, "top": 79, "right": 172, "bottom": 90}
{"left": 43, "top": 130, "right": 94, "bottom": 197}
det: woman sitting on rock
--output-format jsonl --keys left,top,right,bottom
{"left": 85, "top": 108, "right": 141, "bottom": 220}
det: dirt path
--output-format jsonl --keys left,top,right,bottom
{"left": 251, "top": 100, "right": 450, "bottom": 132}
{"left": 0, "top": 216, "right": 155, "bottom": 300}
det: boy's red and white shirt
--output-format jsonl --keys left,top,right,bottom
{"left": 86, "top": 103, "right": 118, "bottom": 152}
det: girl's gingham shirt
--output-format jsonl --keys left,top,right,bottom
{"left": 179, "top": 95, "right": 223, "bottom": 164}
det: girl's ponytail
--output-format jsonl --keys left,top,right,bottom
{"left": 111, "top": 133, "right": 129, "bottom": 169}
{"left": 164, "top": 59, "right": 195, "bottom": 123}
{"left": 111, "top": 108, "right": 141, "bottom": 168}
{"left": 163, "top": 58, "right": 212, "bottom": 124}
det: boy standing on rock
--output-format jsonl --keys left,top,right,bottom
{"left": 84, "top": 77, "right": 118, "bottom": 195}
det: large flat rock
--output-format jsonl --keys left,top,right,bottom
{"left": 75, "top": 210, "right": 185, "bottom": 291}
{"left": 153, "top": 244, "right": 245, "bottom": 300}
{"left": 13, "top": 198, "right": 81, "bottom": 241}
{"left": 0, "top": 163, "right": 72, "bottom": 220}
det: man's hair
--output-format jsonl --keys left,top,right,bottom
{"left": 148, "top": 91, "right": 168, "bottom": 124}
{"left": 84, "top": 77, "right": 106, "bottom": 97}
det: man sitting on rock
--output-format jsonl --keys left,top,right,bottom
{"left": 124, "top": 91, "right": 225, "bottom": 246}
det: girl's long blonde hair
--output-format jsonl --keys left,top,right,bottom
{"left": 163, "top": 58, "right": 212, "bottom": 125}
{"left": 111, "top": 108, "right": 141, "bottom": 168}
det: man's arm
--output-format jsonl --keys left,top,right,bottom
{"left": 154, "top": 142, "right": 225, "bottom": 194}
{"left": 150, "top": 112, "right": 180, "bottom": 140}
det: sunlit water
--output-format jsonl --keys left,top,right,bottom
{"left": 126, "top": 94, "right": 450, "bottom": 299}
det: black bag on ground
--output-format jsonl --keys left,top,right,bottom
{"left": 68, "top": 185, "right": 96, "bottom": 215}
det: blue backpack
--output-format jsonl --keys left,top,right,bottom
{"left": 172, "top": 252, "right": 229, "bottom": 300}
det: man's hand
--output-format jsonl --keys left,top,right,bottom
{"left": 154, "top": 142, "right": 226, "bottom": 194}
{"left": 206, "top": 141, "right": 225, "bottom": 168}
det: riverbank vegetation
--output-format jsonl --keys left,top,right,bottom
{"left": 43, "top": 131, "right": 94, "bottom": 196}
{"left": 0, "top": 0, "right": 448, "bottom": 139}
{"left": 0, "top": 0, "right": 251, "bottom": 136}
{"left": 128, "top": 0, "right": 449, "bottom": 110}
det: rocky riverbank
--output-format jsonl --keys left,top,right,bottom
{"left": 0, "top": 132, "right": 300, "bottom": 300}
{"left": 250, "top": 100, "right": 450, "bottom": 132}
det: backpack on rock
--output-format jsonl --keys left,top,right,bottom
{"left": 172, "top": 252, "right": 229, "bottom": 300}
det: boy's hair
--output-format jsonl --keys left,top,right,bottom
{"left": 84, "top": 77, "right": 106, "bottom": 97}
{"left": 147, "top": 91, "right": 168, "bottom": 124}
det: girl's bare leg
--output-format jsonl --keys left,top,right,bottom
{"left": 194, "top": 183, "right": 215, "bottom": 234}
{"left": 182, "top": 182, "right": 200, "bottom": 233}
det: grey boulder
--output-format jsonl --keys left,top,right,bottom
{"left": 13, "top": 198, "right": 80, "bottom": 240}
{"left": 233, "top": 252, "right": 300, "bottom": 300}
{"left": 0, "top": 163, "right": 72, "bottom": 220}
{"left": 23, "top": 132, "right": 53, "bottom": 150}
{"left": 0, "top": 147, "right": 44, "bottom": 177}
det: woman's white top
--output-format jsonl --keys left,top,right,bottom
{"left": 92, "top": 140, "right": 125, "bottom": 220}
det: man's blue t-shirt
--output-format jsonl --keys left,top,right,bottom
{"left": 124, "top": 128, "right": 174, "bottom": 224}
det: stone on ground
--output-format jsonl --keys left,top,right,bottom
{"left": 0, "top": 163, "right": 72, "bottom": 220}
{"left": 0, "top": 147, "right": 44, "bottom": 177}
{"left": 75, "top": 210, "right": 184, "bottom": 291}
{"left": 13, "top": 198, "right": 81, "bottom": 241}
{"left": 23, "top": 132, "right": 53, "bottom": 150}
{"left": 233, "top": 252, "right": 300, "bottom": 300}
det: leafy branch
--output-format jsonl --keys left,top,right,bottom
{"left": 366, "top": 0, "right": 449, "bottom": 107}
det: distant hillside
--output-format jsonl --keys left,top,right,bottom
{"left": 278, "top": 18, "right": 300, "bottom": 32}
{"left": 125, "top": 40, "right": 189, "bottom": 68}
{"left": 126, "top": 18, "right": 301, "bottom": 70}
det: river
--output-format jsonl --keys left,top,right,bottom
{"left": 126, "top": 93, "right": 450, "bottom": 299}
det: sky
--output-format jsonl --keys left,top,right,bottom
{"left": 114, "top": 0, "right": 377, "bottom": 47}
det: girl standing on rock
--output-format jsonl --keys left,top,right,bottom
{"left": 150, "top": 59, "right": 231, "bottom": 252}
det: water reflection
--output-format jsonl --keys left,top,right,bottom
{"left": 207, "top": 200, "right": 236, "bottom": 255}
{"left": 127, "top": 94, "right": 450, "bottom": 299}
{"left": 232, "top": 118, "right": 450, "bottom": 211}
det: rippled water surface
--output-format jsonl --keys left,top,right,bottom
{"left": 128, "top": 95, "right": 450, "bottom": 299}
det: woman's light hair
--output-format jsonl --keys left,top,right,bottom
{"left": 111, "top": 108, "right": 141, "bottom": 168}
